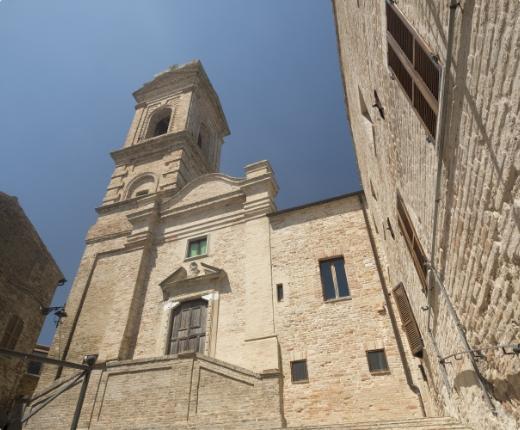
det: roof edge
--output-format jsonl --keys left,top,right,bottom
{"left": 268, "top": 190, "right": 364, "bottom": 217}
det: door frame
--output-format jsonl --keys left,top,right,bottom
{"left": 161, "top": 290, "right": 219, "bottom": 358}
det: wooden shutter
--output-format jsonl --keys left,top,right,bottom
{"left": 386, "top": 1, "right": 413, "bottom": 61}
{"left": 386, "top": 0, "right": 441, "bottom": 138}
{"left": 413, "top": 84, "right": 437, "bottom": 137}
{"left": 396, "top": 194, "right": 428, "bottom": 290}
{"left": 388, "top": 43, "right": 413, "bottom": 99}
{"left": 393, "top": 283, "right": 424, "bottom": 357}
{"left": 414, "top": 40, "right": 440, "bottom": 100}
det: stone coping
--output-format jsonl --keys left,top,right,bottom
{"left": 104, "top": 353, "right": 280, "bottom": 380}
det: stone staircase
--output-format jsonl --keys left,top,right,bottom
{"left": 276, "top": 416, "right": 471, "bottom": 430}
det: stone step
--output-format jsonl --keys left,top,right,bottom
{"left": 276, "top": 416, "right": 472, "bottom": 430}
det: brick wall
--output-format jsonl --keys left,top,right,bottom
{"left": 270, "top": 195, "right": 424, "bottom": 426}
{"left": 25, "top": 354, "right": 283, "bottom": 429}
{"left": 333, "top": 1, "right": 520, "bottom": 428}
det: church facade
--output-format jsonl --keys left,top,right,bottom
{"left": 22, "top": 61, "right": 456, "bottom": 429}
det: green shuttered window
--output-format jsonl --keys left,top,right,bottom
{"left": 186, "top": 237, "right": 208, "bottom": 258}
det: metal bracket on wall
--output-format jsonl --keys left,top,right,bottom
{"left": 440, "top": 343, "right": 520, "bottom": 365}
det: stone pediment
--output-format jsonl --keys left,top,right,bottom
{"left": 159, "top": 262, "right": 224, "bottom": 298}
{"left": 161, "top": 174, "right": 245, "bottom": 216}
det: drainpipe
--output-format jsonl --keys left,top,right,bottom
{"left": 427, "top": 0, "right": 459, "bottom": 335}
{"left": 426, "top": 0, "right": 497, "bottom": 415}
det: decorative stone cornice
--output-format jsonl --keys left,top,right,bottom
{"left": 159, "top": 262, "right": 225, "bottom": 299}
{"left": 110, "top": 130, "right": 192, "bottom": 166}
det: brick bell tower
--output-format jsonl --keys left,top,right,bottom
{"left": 103, "top": 60, "right": 230, "bottom": 205}
{"left": 46, "top": 61, "right": 231, "bottom": 375}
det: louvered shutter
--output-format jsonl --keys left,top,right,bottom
{"left": 388, "top": 43, "right": 413, "bottom": 99}
{"left": 413, "top": 84, "right": 437, "bottom": 137}
{"left": 393, "top": 283, "right": 424, "bottom": 357}
{"left": 414, "top": 40, "right": 440, "bottom": 100}
{"left": 386, "top": 0, "right": 441, "bottom": 138}
{"left": 386, "top": 1, "right": 413, "bottom": 61}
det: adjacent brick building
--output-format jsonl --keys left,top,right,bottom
{"left": 0, "top": 193, "right": 63, "bottom": 425}
{"left": 333, "top": 1, "right": 519, "bottom": 429}
{"left": 22, "top": 61, "right": 471, "bottom": 429}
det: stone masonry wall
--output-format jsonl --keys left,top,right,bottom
{"left": 333, "top": 1, "right": 520, "bottom": 429}
{"left": 25, "top": 354, "right": 282, "bottom": 430}
{"left": 0, "top": 193, "right": 62, "bottom": 421}
{"left": 270, "top": 195, "right": 424, "bottom": 427}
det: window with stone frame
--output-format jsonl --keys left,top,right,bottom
{"left": 366, "top": 349, "right": 390, "bottom": 373}
{"left": 186, "top": 236, "right": 208, "bottom": 259}
{"left": 319, "top": 257, "right": 350, "bottom": 301}
{"left": 386, "top": 0, "right": 441, "bottom": 138}
{"left": 290, "top": 359, "right": 309, "bottom": 383}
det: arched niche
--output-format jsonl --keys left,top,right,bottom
{"left": 126, "top": 174, "right": 156, "bottom": 199}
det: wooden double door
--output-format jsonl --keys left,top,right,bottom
{"left": 169, "top": 299, "right": 208, "bottom": 354}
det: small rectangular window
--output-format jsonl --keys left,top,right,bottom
{"left": 276, "top": 284, "right": 284, "bottom": 302}
{"left": 27, "top": 361, "right": 43, "bottom": 376}
{"left": 290, "top": 360, "right": 309, "bottom": 383}
{"left": 186, "top": 237, "right": 208, "bottom": 259}
{"left": 319, "top": 257, "right": 350, "bottom": 301}
{"left": 367, "top": 349, "right": 389, "bottom": 373}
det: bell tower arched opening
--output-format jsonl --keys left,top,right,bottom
{"left": 146, "top": 108, "right": 172, "bottom": 138}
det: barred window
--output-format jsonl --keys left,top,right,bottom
{"left": 386, "top": 0, "right": 441, "bottom": 138}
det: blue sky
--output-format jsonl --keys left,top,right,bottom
{"left": 0, "top": 0, "right": 359, "bottom": 345}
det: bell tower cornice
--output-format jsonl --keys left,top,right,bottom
{"left": 110, "top": 130, "right": 206, "bottom": 167}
